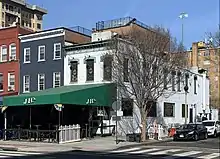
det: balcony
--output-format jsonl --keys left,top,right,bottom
{"left": 95, "top": 17, "right": 153, "bottom": 31}
{"left": 69, "top": 26, "right": 92, "bottom": 37}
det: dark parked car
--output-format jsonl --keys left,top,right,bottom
{"left": 173, "top": 123, "right": 208, "bottom": 141}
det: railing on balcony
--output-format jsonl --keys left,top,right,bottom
{"left": 95, "top": 17, "right": 153, "bottom": 31}
{"left": 69, "top": 26, "right": 92, "bottom": 37}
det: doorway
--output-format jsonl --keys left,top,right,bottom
{"left": 189, "top": 108, "right": 193, "bottom": 123}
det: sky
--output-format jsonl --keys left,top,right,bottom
{"left": 28, "top": 0, "right": 219, "bottom": 49}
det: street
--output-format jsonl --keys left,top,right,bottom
{"left": 0, "top": 137, "right": 219, "bottom": 158}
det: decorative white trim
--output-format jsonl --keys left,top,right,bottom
{"left": 38, "top": 45, "right": 45, "bottom": 62}
{"left": 19, "top": 29, "right": 65, "bottom": 43}
{"left": 38, "top": 74, "right": 45, "bottom": 91}
{"left": 53, "top": 43, "right": 62, "bottom": 60}
{"left": 23, "top": 75, "right": 30, "bottom": 93}
{"left": 24, "top": 48, "right": 31, "bottom": 63}
{"left": 53, "top": 72, "right": 61, "bottom": 88}
{"left": 0, "top": 45, "right": 7, "bottom": 62}
{"left": 9, "top": 43, "right": 16, "bottom": 61}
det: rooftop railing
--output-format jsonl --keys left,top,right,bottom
{"left": 69, "top": 26, "right": 92, "bottom": 37}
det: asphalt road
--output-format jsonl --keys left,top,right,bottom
{"left": 1, "top": 137, "right": 219, "bottom": 159}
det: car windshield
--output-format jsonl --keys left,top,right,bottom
{"left": 179, "top": 124, "right": 196, "bottom": 129}
{"left": 203, "top": 121, "right": 215, "bottom": 126}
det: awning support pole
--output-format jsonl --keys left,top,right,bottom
{"left": 29, "top": 107, "right": 32, "bottom": 129}
{"left": 4, "top": 112, "right": 7, "bottom": 140}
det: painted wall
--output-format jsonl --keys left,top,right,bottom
{"left": 20, "top": 36, "right": 64, "bottom": 93}
{"left": 64, "top": 41, "right": 211, "bottom": 136}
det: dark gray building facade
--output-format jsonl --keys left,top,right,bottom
{"left": 19, "top": 27, "right": 91, "bottom": 93}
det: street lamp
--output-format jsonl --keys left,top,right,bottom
{"left": 179, "top": 12, "right": 188, "bottom": 48}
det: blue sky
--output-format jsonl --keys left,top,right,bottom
{"left": 28, "top": 0, "right": 219, "bottom": 49}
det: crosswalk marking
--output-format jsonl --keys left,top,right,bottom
{"left": 0, "top": 151, "right": 43, "bottom": 158}
{"left": 111, "top": 147, "right": 141, "bottom": 153}
{"left": 129, "top": 148, "right": 159, "bottom": 154}
{"left": 197, "top": 153, "right": 220, "bottom": 159}
{"left": 148, "top": 149, "right": 181, "bottom": 155}
{"left": 173, "top": 150, "right": 202, "bottom": 157}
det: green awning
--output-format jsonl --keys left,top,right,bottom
{"left": 3, "top": 83, "right": 116, "bottom": 107}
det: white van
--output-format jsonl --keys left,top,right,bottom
{"left": 202, "top": 120, "right": 220, "bottom": 137}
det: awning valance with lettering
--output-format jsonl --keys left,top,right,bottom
{"left": 3, "top": 83, "right": 116, "bottom": 107}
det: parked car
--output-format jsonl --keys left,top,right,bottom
{"left": 173, "top": 123, "right": 208, "bottom": 141}
{"left": 202, "top": 120, "right": 220, "bottom": 137}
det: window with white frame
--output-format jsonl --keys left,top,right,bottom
{"left": 38, "top": 45, "right": 45, "bottom": 61}
{"left": 24, "top": 48, "right": 30, "bottom": 63}
{"left": 8, "top": 72, "right": 15, "bottom": 91}
{"left": 54, "top": 43, "right": 61, "bottom": 59}
{"left": 23, "top": 75, "right": 30, "bottom": 93}
{"left": 9, "top": 43, "right": 16, "bottom": 60}
{"left": 1, "top": 45, "right": 7, "bottom": 62}
{"left": 0, "top": 73, "right": 3, "bottom": 91}
{"left": 38, "top": 74, "right": 45, "bottom": 91}
{"left": 53, "top": 72, "right": 61, "bottom": 88}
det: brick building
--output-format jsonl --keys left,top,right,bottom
{"left": 0, "top": 25, "right": 32, "bottom": 100}
{"left": 188, "top": 41, "right": 220, "bottom": 108}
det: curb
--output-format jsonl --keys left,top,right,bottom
{"left": 114, "top": 138, "right": 173, "bottom": 150}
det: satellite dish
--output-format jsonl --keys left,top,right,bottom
{"left": 112, "top": 101, "right": 120, "bottom": 111}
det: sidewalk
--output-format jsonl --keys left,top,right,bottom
{"left": 0, "top": 136, "right": 172, "bottom": 153}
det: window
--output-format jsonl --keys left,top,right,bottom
{"left": 86, "top": 59, "right": 94, "bottom": 81}
{"left": 54, "top": 43, "right": 61, "bottom": 59}
{"left": 122, "top": 98, "right": 133, "bottom": 116}
{"left": 1, "top": 45, "right": 7, "bottom": 62}
{"left": 9, "top": 43, "right": 16, "bottom": 60}
{"left": 204, "top": 50, "right": 210, "bottom": 56}
{"left": 0, "top": 73, "right": 3, "bottom": 91}
{"left": 70, "top": 61, "right": 78, "bottom": 82}
{"left": 24, "top": 48, "right": 30, "bottom": 63}
{"left": 23, "top": 75, "right": 30, "bottom": 93}
{"left": 182, "top": 104, "right": 188, "bottom": 118}
{"left": 103, "top": 55, "right": 113, "bottom": 81}
{"left": 171, "top": 71, "right": 176, "bottom": 91}
{"left": 185, "top": 73, "right": 189, "bottom": 88}
{"left": 8, "top": 72, "right": 15, "bottom": 91}
{"left": 37, "top": 23, "right": 41, "bottom": 29}
{"left": 164, "top": 102, "right": 175, "bottom": 117}
{"left": 38, "top": 74, "right": 45, "bottom": 91}
{"left": 38, "top": 45, "right": 45, "bottom": 61}
{"left": 177, "top": 71, "right": 181, "bottom": 91}
{"left": 123, "top": 58, "right": 129, "bottom": 82}
{"left": 146, "top": 101, "right": 157, "bottom": 117}
{"left": 194, "top": 75, "right": 197, "bottom": 94}
{"left": 53, "top": 72, "right": 61, "bottom": 88}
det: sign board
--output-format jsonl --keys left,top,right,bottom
{"left": 23, "top": 97, "right": 36, "bottom": 105}
{"left": 86, "top": 98, "right": 96, "bottom": 105}
{"left": 97, "top": 110, "right": 104, "bottom": 116}
{"left": 54, "top": 104, "right": 64, "bottom": 111}
{"left": 112, "top": 101, "right": 120, "bottom": 111}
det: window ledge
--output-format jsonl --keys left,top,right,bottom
{"left": 38, "top": 60, "right": 46, "bottom": 62}
{"left": 24, "top": 61, "right": 31, "bottom": 64}
{"left": 53, "top": 58, "right": 61, "bottom": 61}
{"left": 23, "top": 91, "right": 30, "bottom": 93}
{"left": 85, "top": 80, "right": 94, "bottom": 83}
{"left": 0, "top": 90, "right": 3, "bottom": 92}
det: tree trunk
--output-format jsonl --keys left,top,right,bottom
{"left": 141, "top": 111, "right": 147, "bottom": 142}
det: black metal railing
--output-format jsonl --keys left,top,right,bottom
{"left": 0, "top": 128, "right": 59, "bottom": 143}
{"left": 69, "top": 26, "right": 92, "bottom": 36}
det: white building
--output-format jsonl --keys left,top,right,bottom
{"left": 64, "top": 31, "right": 212, "bottom": 136}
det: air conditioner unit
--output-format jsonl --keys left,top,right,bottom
{"left": 8, "top": 85, "right": 15, "bottom": 91}
{"left": 10, "top": 56, "right": 16, "bottom": 61}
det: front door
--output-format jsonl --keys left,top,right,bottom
{"left": 189, "top": 108, "right": 193, "bottom": 123}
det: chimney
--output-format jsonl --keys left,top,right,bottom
{"left": 192, "top": 42, "right": 198, "bottom": 67}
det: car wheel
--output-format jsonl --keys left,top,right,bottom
{"left": 213, "top": 131, "right": 217, "bottom": 138}
{"left": 194, "top": 134, "right": 198, "bottom": 141}
{"left": 204, "top": 133, "right": 208, "bottom": 139}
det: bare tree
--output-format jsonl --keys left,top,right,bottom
{"left": 106, "top": 26, "right": 186, "bottom": 141}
